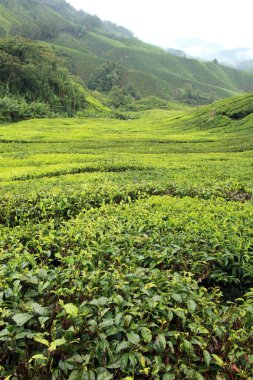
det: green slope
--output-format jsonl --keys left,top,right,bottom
{"left": 0, "top": 37, "right": 109, "bottom": 121}
{"left": 175, "top": 93, "right": 253, "bottom": 132}
{"left": 51, "top": 32, "right": 251, "bottom": 102}
{"left": 1, "top": 0, "right": 253, "bottom": 104}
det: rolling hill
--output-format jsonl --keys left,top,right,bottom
{"left": 1, "top": 0, "right": 253, "bottom": 105}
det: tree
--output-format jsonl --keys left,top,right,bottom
{"left": 88, "top": 62, "right": 121, "bottom": 92}
{"left": 0, "top": 37, "right": 89, "bottom": 117}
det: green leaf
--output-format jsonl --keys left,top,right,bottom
{"left": 30, "top": 302, "right": 50, "bottom": 316}
{"left": 212, "top": 354, "right": 224, "bottom": 367}
{"left": 34, "top": 336, "right": 49, "bottom": 347}
{"left": 154, "top": 334, "right": 166, "bottom": 352}
{"left": 97, "top": 368, "right": 113, "bottom": 380}
{"left": 90, "top": 297, "right": 109, "bottom": 306}
{"left": 126, "top": 332, "right": 140, "bottom": 345}
{"left": 115, "top": 312, "right": 123, "bottom": 326}
{"left": 38, "top": 316, "right": 50, "bottom": 328}
{"left": 29, "top": 354, "right": 48, "bottom": 363}
{"left": 63, "top": 303, "right": 78, "bottom": 317}
{"left": 163, "top": 374, "right": 175, "bottom": 380}
{"left": 48, "top": 337, "right": 66, "bottom": 352}
{"left": 69, "top": 370, "right": 79, "bottom": 380}
{"left": 12, "top": 313, "right": 33, "bottom": 326}
{"left": 99, "top": 319, "right": 114, "bottom": 329}
{"left": 120, "top": 353, "right": 129, "bottom": 371}
{"left": 0, "top": 329, "right": 10, "bottom": 338}
{"left": 187, "top": 299, "right": 196, "bottom": 313}
{"left": 167, "top": 309, "right": 173, "bottom": 321}
{"left": 114, "top": 295, "right": 124, "bottom": 304}
{"left": 116, "top": 341, "right": 130, "bottom": 353}
{"left": 4, "top": 375, "right": 13, "bottom": 380}
{"left": 141, "top": 327, "right": 152, "bottom": 343}
{"left": 183, "top": 339, "right": 193, "bottom": 353}
{"left": 173, "top": 309, "right": 185, "bottom": 321}
{"left": 203, "top": 350, "right": 211, "bottom": 367}
{"left": 106, "top": 361, "right": 121, "bottom": 369}
{"left": 171, "top": 293, "right": 182, "bottom": 302}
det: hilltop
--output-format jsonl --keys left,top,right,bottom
{"left": 1, "top": 0, "right": 253, "bottom": 106}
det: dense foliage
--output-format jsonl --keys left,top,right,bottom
{"left": 88, "top": 62, "right": 121, "bottom": 93}
{"left": 0, "top": 37, "right": 108, "bottom": 121}
{"left": 0, "top": 95, "right": 253, "bottom": 378}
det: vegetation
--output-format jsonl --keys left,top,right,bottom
{"left": 1, "top": 0, "right": 253, "bottom": 104}
{"left": 0, "top": 94, "right": 253, "bottom": 379}
{"left": 0, "top": 1, "right": 253, "bottom": 379}
{"left": 88, "top": 62, "right": 121, "bottom": 92}
{"left": 0, "top": 37, "right": 109, "bottom": 121}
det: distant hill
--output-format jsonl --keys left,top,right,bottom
{"left": 204, "top": 47, "right": 253, "bottom": 73}
{"left": 166, "top": 48, "right": 186, "bottom": 58}
{"left": 213, "top": 48, "right": 253, "bottom": 65}
{"left": 237, "top": 59, "right": 253, "bottom": 73}
{"left": 1, "top": 0, "right": 253, "bottom": 105}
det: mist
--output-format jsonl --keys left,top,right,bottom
{"left": 68, "top": 0, "right": 253, "bottom": 60}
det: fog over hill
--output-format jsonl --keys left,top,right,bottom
{"left": 66, "top": 1, "right": 253, "bottom": 72}
{"left": 1, "top": 0, "right": 253, "bottom": 107}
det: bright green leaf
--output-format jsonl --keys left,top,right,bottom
{"left": 212, "top": 354, "right": 224, "bottom": 367}
{"left": 34, "top": 336, "right": 49, "bottom": 347}
{"left": 63, "top": 303, "right": 78, "bottom": 317}
{"left": 48, "top": 337, "right": 66, "bottom": 352}
{"left": 29, "top": 354, "right": 48, "bottom": 363}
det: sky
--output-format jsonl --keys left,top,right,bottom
{"left": 67, "top": 0, "right": 253, "bottom": 57}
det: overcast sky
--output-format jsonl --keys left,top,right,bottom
{"left": 67, "top": 0, "right": 253, "bottom": 56}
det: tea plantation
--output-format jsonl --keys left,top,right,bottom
{"left": 0, "top": 95, "right": 253, "bottom": 379}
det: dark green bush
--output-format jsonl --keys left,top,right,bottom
{"left": 0, "top": 96, "right": 51, "bottom": 122}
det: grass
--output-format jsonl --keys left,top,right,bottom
{"left": 0, "top": 95, "right": 253, "bottom": 379}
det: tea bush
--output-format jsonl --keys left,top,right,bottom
{"left": 0, "top": 101, "right": 253, "bottom": 378}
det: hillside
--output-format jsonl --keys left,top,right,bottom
{"left": 174, "top": 93, "right": 253, "bottom": 131}
{"left": 1, "top": 0, "right": 253, "bottom": 105}
{"left": 0, "top": 94, "right": 253, "bottom": 378}
{"left": 0, "top": 36, "right": 109, "bottom": 121}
